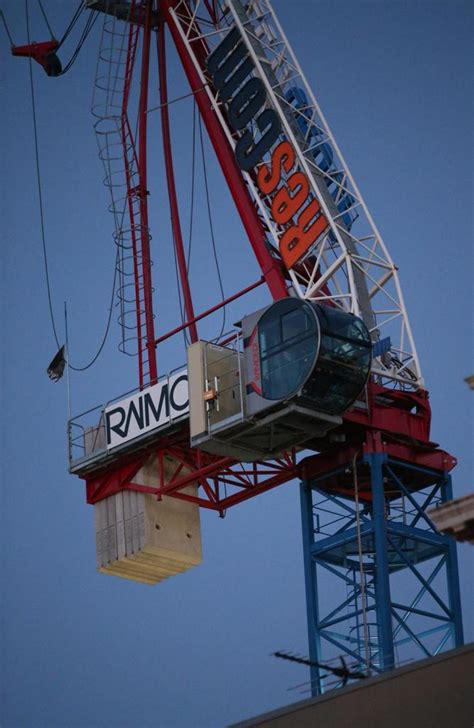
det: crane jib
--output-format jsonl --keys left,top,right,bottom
{"left": 206, "top": 27, "right": 329, "bottom": 270}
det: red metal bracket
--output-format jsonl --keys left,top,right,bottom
{"left": 12, "top": 40, "right": 62, "bottom": 76}
{"left": 84, "top": 437, "right": 297, "bottom": 513}
{"left": 299, "top": 435, "right": 457, "bottom": 503}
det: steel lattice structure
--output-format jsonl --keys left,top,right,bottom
{"left": 90, "top": 0, "right": 423, "bottom": 393}
{"left": 300, "top": 440, "right": 463, "bottom": 694}
{"left": 15, "top": 0, "right": 464, "bottom": 691}
{"left": 166, "top": 0, "right": 422, "bottom": 390}
{"left": 68, "top": 0, "right": 453, "bottom": 520}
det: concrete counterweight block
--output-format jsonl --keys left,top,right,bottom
{"left": 94, "top": 453, "right": 202, "bottom": 585}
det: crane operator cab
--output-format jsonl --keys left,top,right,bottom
{"left": 187, "top": 298, "right": 372, "bottom": 461}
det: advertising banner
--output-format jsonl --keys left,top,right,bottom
{"left": 105, "top": 371, "right": 189, "bottom": 450}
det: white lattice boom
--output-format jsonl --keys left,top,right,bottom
{"left": 167, "top": 0, "right": 423, "bottom": 389}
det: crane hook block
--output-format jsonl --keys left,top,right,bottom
{"left": 11, "top": 40, "right": 62, "bottom": 77}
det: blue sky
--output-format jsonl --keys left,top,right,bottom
{"left": 1, "top": 1, "right": 472, "bottom": 726}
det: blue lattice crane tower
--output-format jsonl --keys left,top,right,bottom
{"left": 300, "top": 434, "right": 464, "bottom": 694}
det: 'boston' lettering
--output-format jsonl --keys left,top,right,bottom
{"left": 207, "top": 28, "right": 281, "bottom": 172}
{"left": 206, "top": 26, "right": 329, "bottom": 269}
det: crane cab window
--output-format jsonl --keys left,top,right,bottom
{"left": 302, "top": 305, "right": 372, "bottom": 414}
{"left": 256, "top": 299, "right": 371, "bottom": 414}
{"left": 258, "top": 299, "right": 319, "bottom": 401}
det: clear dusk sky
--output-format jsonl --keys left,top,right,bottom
{"left": 1, "top": 1, "right": 473, "bottom": 726}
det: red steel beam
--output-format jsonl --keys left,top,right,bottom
{"left": 138, "top": 0, "right": 158, "bottom": 384}
{"left": 170, "top": 463, "right": 296, "bottom": 511}
{"left": 153, "top": 275, "right": 265, "bottom": 346}
{"left": 157, "top": 20, "right": 198, "bottom": 343}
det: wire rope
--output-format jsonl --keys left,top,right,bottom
{"left": 59, "top": 11, "right": 98, "bottom": 76}
{"left": 198, "top": 114, "right": 226, "bottom": 339}
{"left": 146, "top": 85, "right": 208, "bottom": 114}
{"left": 58, "top": 1, "right": 85, "bottom": 47}
{"left": 171, "top": 229, "right": 189, "bottom": 348}
{"left": 187, "top": 100, "right": 196, "bottom": 269}
{"left": 24, "top": 0, "right": 118, "bottom": 372}
{"left": 353, "top": 451, "right": 372, "bottom": 678}
{"left": 0, "top": 10, "right": 15, "bottom": 45}
{"left": 26, "top": 0, "right": 61, "bottom": 348}
{"left": 37, "top": 0, "right": 54, "bottom": 38}
{"left": 69, "top": 250, "right": 119, "bottom": 371}
{"left": 171, "top": 99, "right": 197, "bottom": 348}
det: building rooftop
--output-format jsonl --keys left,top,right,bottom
{"left": 231, "top": 644, "right": 474, "bottom": 728}
{"left": 429, "top": 493, "right": 474, "bottom": 544}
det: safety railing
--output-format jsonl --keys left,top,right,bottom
{"left": 68, "top": 365, "right": 188, "bottom": 472}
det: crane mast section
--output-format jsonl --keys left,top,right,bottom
{"left": 166, "top": 0, "right": 422, "bottom": 389}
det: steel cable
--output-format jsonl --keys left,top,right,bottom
{"left": 0, "top": 10, "right": 15, "bottom": 45}
{"left": 58, "top": 1, "right": 85, "bottom": 47}
{"left": 198, "top": 114, "right": 226, "bottom": 339}
{"left": 172, "top": 99, "right": 196, "bottom": 347}
{"left": 26, "top": 0, "right": 61, "bottom": 348}
{"left": 353, "top": 451, "right": 372, "bottom": 677}
{"left": 59, "top": 10, "right": 98, "bottom": 76}
{"left": 25, "top": 0, "right": 117, "bottom": 372}
{"left": 37, "top": 0, "right": 54, "bottom": 38}
{"left": 69, "top": 250, "right": 119, "bottom": 371}
{"left": 187, "top": 100, "right": 196, "bottom": 270}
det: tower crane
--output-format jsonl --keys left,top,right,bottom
{"left": 11, "top": 0, "right": 464, "bottom": 695}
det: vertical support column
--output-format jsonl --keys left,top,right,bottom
{"left": 367, "top": 452, "right": 395, "bottom": 671}
{"left": 442, "top": 474, "right": 465, "bottom": 647}
{"left": 300, "top": 481, "right": 322, "bottom": 696}
{"left": 137, "top": 0, "right": 158, "bottom": 385}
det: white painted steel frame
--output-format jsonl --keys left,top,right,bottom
{"left": 167, "top": 0, "right": 423, "bottom": 389}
